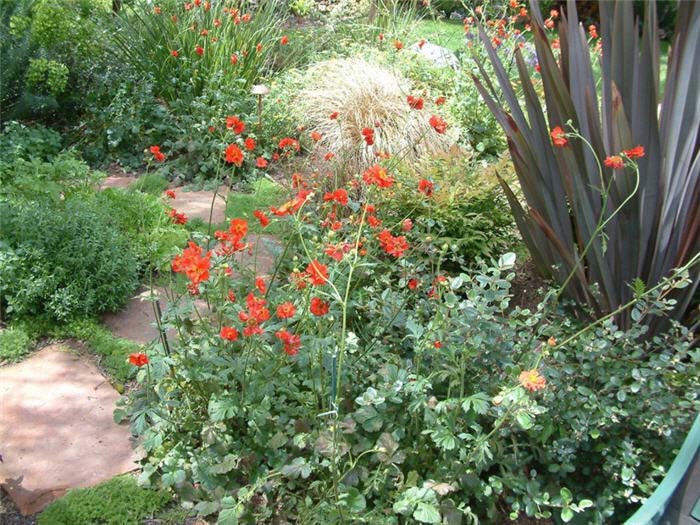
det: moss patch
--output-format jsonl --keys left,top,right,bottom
{"left": 37, "top": 475, "right": 171, "bottom": 525}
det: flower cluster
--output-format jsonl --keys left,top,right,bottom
{"left": 172, "top": 241, "right": 212, "bottom": 293}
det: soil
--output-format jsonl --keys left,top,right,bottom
{"left": 509, "top": 258, "right": 549, "bottom": 311}
{"left": 0, "top": 490, "right": 36, "bottom": 525}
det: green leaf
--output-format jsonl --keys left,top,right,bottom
{"left": 516, "top": 412, "right": 534, "bottom": 430}
{"left": 561, "top": 507, "right": 574, "bottom": 523}
{"left": 413, "top": 502, "right": 442, "bottom": 523}
{"left": 281, "top": 457, "right": 312, "bottom": 479}
{"left": 560, "top": 487, "right": 573, "bottom": 504}
{"left": 208, "top": 394, "right": 237, "bottom": 422}
{"left": 209, "top": 454, "right": 239, "bottom": 475}
{"left": 578, "top": 499, "right": 594, "bottom": 510}
{"left": 342, "top": 488, "right": 366, "bottom": 513}
{"left": 462, "top": 392, "right": 490, "bottom": 415}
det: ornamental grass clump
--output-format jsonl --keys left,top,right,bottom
{"left": 297, "top": 58, "right": 453, "bottom": 170}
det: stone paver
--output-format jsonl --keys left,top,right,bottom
{"left": 0, "top": 344, "right": 142, "bottom": 515}
{"left": 99, "top": 175, "right": 135, "bottom": 190}
{"left": 102, "top": 235, "right": 281, "bottom": 345}
{"left": 169, "top": 187, "right": 228, "bottom": 224}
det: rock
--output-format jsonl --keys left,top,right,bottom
{"left": 408, "top": 40, "right": 460, "bottom": 69}
{"left": 449, "top": 11, "right": 465, "bottom": 20}
{"left": 0, "top": 344, "right": 142, "bottom": 515}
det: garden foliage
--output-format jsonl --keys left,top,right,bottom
{"left": 473, "top": 0, "right": 700, "bottom": 333}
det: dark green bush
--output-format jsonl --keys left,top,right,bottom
{"left": 37, "top": 475, "right": 171, "bottom": 525}
{"left": 0, "top": 121, "right": 63, "bottom": 162}
{"left": 0, "top": 197, "right": 139, "bottom": 321}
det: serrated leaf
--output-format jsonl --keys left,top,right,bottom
{"left": 462, "top": 392, "right": 490, "bottom": 415}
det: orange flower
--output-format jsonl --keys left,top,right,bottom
{"left": 377, "top": 229, "right": 409, "bottom": 258}
{"left": 280, "top": 35, "right": 289, "bottom": 45}
{"left": 149, "top": 145, "right": 166, "bottom": 162}
{"left": 220, "top": 326, "right": 239, "bottom": 341}
{"left": 129, "top": 352, "right": 149, "bottom": 367}
{"left": 226, "top": 116, "right": 246, "bottom": 134}
{"left": 429, "top": 115, "right": 448, "bottom": 134}
{"left": 275, "top": 329, "right": 301, "bottom": 355}
{"left": 310, "top": 131, "right": 322, "bottom": 142}
{"left": 170, "top": 49, "right": 179, "bottom": 57}
{"left": 164, "top": 189, "right": 176, "bottom": 199}
{"left": 255, "top": 276, "right": 267, "bottom": 295}
{"left": 519, "top": 369, "right": 546, "bottom": 392}
{"left": 435, "top": 96, "right": 446, "bottom": 106}
{"left": 230, "top": 53, "right": 239, "bottom": 65}
{"left": 418, "top": 38, "right": 426, "bottom": 49}
{"left": 361, "top": 127, "right": 375, "bottom": 146}
{"left": 418, "top": 178, "right": 434, "bottom": 196}
{"left": 276, "top": 302, "right": 296, "bottom": 319}
{"left": 407, "top": 95, "right": 424, "bottom": 110}
{"left": 550, "top": 126, "right": 568, "bottom": 147}
{"left": 362, "top": 164, "right": 394, "bottom": 188}
{"left": 329, "top": 111, "right": 339, "bottom": 120}
{"left": 256, "top": 42, "right": 262, "bottom": 53}
{"left": 168, "top": 208, "right": 187, "bottom": 225}
{"left": 309, "top": 297, "right": 329, "bottom": 316}
{"left": 604, "top": 155, "right": 624, "bottom": 169}
{"left": 278, "top": 137, "right": 300, "bottom": 151}
{"left": 623, "top": 145, "right": 645, "bottom": 158}
{"left": 255, "top": 156, "right": 268, "bottom": 168}
{"left": 323, "top": 188, "right": 348, "bottom": 206}
{"left": 253, "top": 209, "right": 269, "bottom": 227}
{"left": 171, "top": 241, "right": 211, "bottom": 291}
{"left": 195, "top": 45, "right": 204, "bottom": 56}
{"left": 244, "top": 137, "right": 256, "bottom": 151}
{"left": 306, "top": 259, "right": 329, "bottom": 285}
{"left": 394, "top": 40, "right": 403, "bottom": 51}
{"left": 225, "top": 144, "right": 244, "bottom": 166}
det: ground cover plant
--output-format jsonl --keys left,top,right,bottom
{"left": 0, "top": 1, "right": 698, "bottom": 524}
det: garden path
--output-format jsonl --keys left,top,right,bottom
{"left": 0, "top": 344, "right": 142, "bottom": 515}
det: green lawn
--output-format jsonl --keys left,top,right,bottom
{"left": 408, "top": 18, "right": 466, "bottom": 53}
{"left": 225, "top": 177, "right": 288, "bottom": 235}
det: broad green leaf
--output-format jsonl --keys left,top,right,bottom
{"left": 413, "top": 502, "right": 442, "bottom": 523}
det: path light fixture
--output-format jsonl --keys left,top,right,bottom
{"left": 251, "top": 84, "right": 270, "bottom": 130}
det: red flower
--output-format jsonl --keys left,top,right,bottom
{"left": 242, "top": 13, "right": 251, "bottom": 22}
{"left": 394, "top": 40, "right": 403, "bottom": 50}
{"left": 253, "top": 209, "right": 269, "bottom": 227}
{"left": 276, "top": 302, "right": 296, "bottom": 319}
{"left": 323, "top": 188, "right": 348, "bottom": 206}
{"left": 242, "top": 137, "right": 255, "bottom": 151}
{"left": 149, "top": 145, "right": 166, "bottom": 162}
{"left": 435, "top": 96, "right": 446, "bottom": 106}
{"left": 329, "top": 111, "right": 339, "bottom": 120}
{"left": 172, "top": 241, "right": 211, "bottom": 291}
{"left": 407, "top": 95, "right": 424, "bottom": 110}
{"left": 170, "top": 49, "right": 179, "bottom": 57}
{"left": 226, "top": 116, "right": 246, "bottom": 134}
{"left": 377, "top": 229, "right": 409, "bottom": 258}
{"left": 256, "top": 42, "right": 263, "bottom": 53}
{"left": 275, "top": 329, "right": 301, "bottom": 355}
{"left": 604, "top": 155, "right": 624, "bottom": 169}
{"left": 239, "top": 292, "right": 270, "bottom": 336}
{"left": 429, "top": 115, "right": 448, "bottom": 134}
{"left": 418, "top": 38, "right": 426, "bottom": 49}
{"left": 227, "top": 290, "right": 237, "bottom": 302}
{"left": 324, "top": 152, "right": 335, "bottom": 161}
{"left": 433, "top": 340, "right": 442, "bottom": 349}
{"left": 361, "top": 127, "right": 375, "bottom": 146}
{"left": 225, "top": 144, "right": 244, "bottom": 166}
{"left": 164, "top": 189, "right": 176, "bottom": 199}
{"left": 408, "top": 278, "right": 419, "bottom": 290}
{"left": 154, "top": 5, "right": 162, "bottom": 13}
{"left": 550, "top": 126, "right": 568, "bottom": 147}
{"left": 310, "top": 297, "right": 329, "bottom": 316}
{"left": 220, "top": 326, "right": 239, "bottom": 341}
{"left": 418, "top": 178, "right": 434, "bottom": 196}
{"left": 256, "top": 156, "right": 268, "bottom": 168}
{"left": 230, "top": 53, "right": 239, "bottom": 65}
{"left": 278, "top": 137, "right": 300, "bottom": 151}
{"left": 195, "top": 45, "right": 204, "bottom": 56}
{"left": 254, "top": 277, "right": 266, "bottom": 295}
{"left": 306, "top": 259, "right": 329, "bottom": 285}
{"left": 402, "top": 218, "right": 413, "bottom": 231}
{"left": 378, "top": 33, "right": 384, "bottom": 41}
{"left": 367, "top": 215, "right": 382, "bottom": 228}
{"left": 324, "top": 243, "right": 345, "bottom": 261}
{"left": 623, "top": 145, "right": 645, "bottom": 158}
{"left": 310, "top": 131, "right": 322, "bottom": 142}
{"left": 129, "top": 352, "right": 149, "bottom": 367}
{"left": 168, "top": 208, "right": 188, "bottom": 225}
{"left": 280, "top": 35, "right": 289, "bottom": 45}
{"left": 362, "top": 164, "right": 394, "bottom": 188}
{"left": 519, "top": 369, "right": 546, "bottom": 392}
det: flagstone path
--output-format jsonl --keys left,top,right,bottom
{"left": 0, "top": 344, "right": 142, "bottom": 515}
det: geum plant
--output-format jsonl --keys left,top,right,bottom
{"left": 120, "top": 107, "right": 699, "bottom": 524}
{"left": 473, "top": 0, "right": 700, "bottom": 335}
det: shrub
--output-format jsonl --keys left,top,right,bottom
{"left": 95, "top": 188, "right": 189, "bottom": 272}
{"left": 296, "top": 57, "right": 453, "bottom": 171}
{"left": 383, "top": 152, "right": 517, "bottom": 267}
{"left": 37, "top": 475, "right": 171, "bottom": 525}
{"left": 0, "top": 121, "right": 63, "bottom": 162}
{"left": 473, "top": 0, "right": 700, "bottom": 334}
{"left": 122, "top": 149, "right": 697, "bottom": 524}
{"left": 0, "top": 325, "right": 32, "bottom": 362}
{"left": 0, "top": 151, "right": 103, "bottom": 202}
{"left": 0, "top": 197, "right": 139, "bottom": 321}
